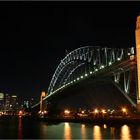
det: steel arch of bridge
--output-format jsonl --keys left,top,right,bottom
{"left": 45, "top": 46, "right": 134, "bottom": 101}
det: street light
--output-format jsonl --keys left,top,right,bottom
{"left": 64, "top": 109, "right": 70, "bottom": 115}
{"left": 101, "top": 109, "right": 106, "bottom": 118}
{"left": 81, "top": 110, "right": 85, "bottom": 114}
{"left": 44, "top": 110, "right": 48, "bottom": 114}
{"left": 94, "top": 109, "right": 98, "bottom": 114}
{"left": 122, "top": 107, "right": 127, "bottom": 115}
{"left": 18, "top": 110, "right": 23, "bottom": 117}
{"left": 93, "top": 109, "right": 99, "bottom": 118}
{"left": 102, "top": 109, "right": 106, "bottom": 114}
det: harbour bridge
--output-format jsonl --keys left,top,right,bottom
{"left": 32, "top": 15, "right": 140, "bottom": 112}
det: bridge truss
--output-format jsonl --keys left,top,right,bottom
{"left": 40, "top": 46, "right": 136, "bottom": 108}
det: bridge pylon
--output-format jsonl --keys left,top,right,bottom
{"left": 40, "top": 91, "right": 46, "bottom": 112}
{"left": 136, "top": 15, "right": 140, "bottom": 112}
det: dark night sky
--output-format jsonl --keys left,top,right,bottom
{"left": 0, "top": 1, "right": 139, "bottom": 103}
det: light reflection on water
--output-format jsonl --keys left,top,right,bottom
{"left": 110, "top": 127, "right": 115, "bottom": 139}
{"left": 103, "top": 124, "right": 107, "bottom": 129}
{"left": 40, "top": 121, "right": 48, "bottom": 139}
{"left": 3, "top": 117, "right": 139, "bottom": 139}
{"left": 35, "top": 122, "right": 133, "bottom": 139}
{"left": 62, "top": 123, "right": 132, "bottom": 140}
{"left": 93, "top": 125, "right": 102, "bottom": 140}
{"left": 81, "top": 124, "right": 86, "bottom": 140}
{"left": 64, "top": 122, "right": 71, "bottom": 140}
{"left": 17, "top": 116, "right": 22, "bottom": 139}
{"left": 120, "top": 125, "right": 132, "bottom": 140}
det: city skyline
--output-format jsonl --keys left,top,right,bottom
{"left": 0, "top": 1, "right": 139, "bottom": 102}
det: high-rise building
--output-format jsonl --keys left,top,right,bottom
{"left": 0, "top": 93, "right": 4, "bottom": 111}
{"left": 4, "top": 94, "right": 19, "bottom": 114}
{"left": 5, "top": 94, "right": 11, "bottom": 111}
{"left": 11, "top": 95, "right": 18, "bottom": 111}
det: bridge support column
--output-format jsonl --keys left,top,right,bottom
{"left": 136, "top": 15, "right": 140, "bottom": 112}
{"left": 40, "top": 91, "right": 46, "bottom": 112}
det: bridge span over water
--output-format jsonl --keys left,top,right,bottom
{"left": 32, "top": 15, "right": 140, "bottom": 112}
{"left": 32, "top": 46, "right": 136, "bottom": 109}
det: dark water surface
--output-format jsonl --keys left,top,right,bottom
{"left": 0, "top": 116, "right": 140, "bottom": 139}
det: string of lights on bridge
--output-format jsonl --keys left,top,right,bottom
{"left": 31, "top": 46, "right": 135, "bottom": 110}
{"left": 48, "top": 51, "right": 133, "bottom": 97}
{"left": 30, "top": 46, "right": 135, "bottom": 110}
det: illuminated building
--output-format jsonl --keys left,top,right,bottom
{"left": 4, "top": 94, "right": 19, "bottom": 113}
{"left": 10, "top": 95, "right": 18, "bottom": 111}
{"left": 22, "top": 98, "right": 34, "bottom": 109}
{"left": 136, "top": 15, "right": 140, "bottom": 110}
{"left": 0, "top": 93, "right": 4, "bottom": 111}
{"left": 23, "top": 101, "right": 29, "bottom": 109}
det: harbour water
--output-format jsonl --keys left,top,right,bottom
{"left": 0, "top": 116, "right": 140, "bottom": 139}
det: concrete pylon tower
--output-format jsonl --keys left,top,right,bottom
{"left": 40, "top": 91, "right": 46, "bottom": 112}
{"left": 136, "top": 15, "right": 140, "bottom": 111}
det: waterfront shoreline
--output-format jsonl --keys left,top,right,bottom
{"left": 37, "top": 116, "right": 140, "bottom": 124}
{"left": 1, "top": 115, "right": 140, "bottom": 125}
